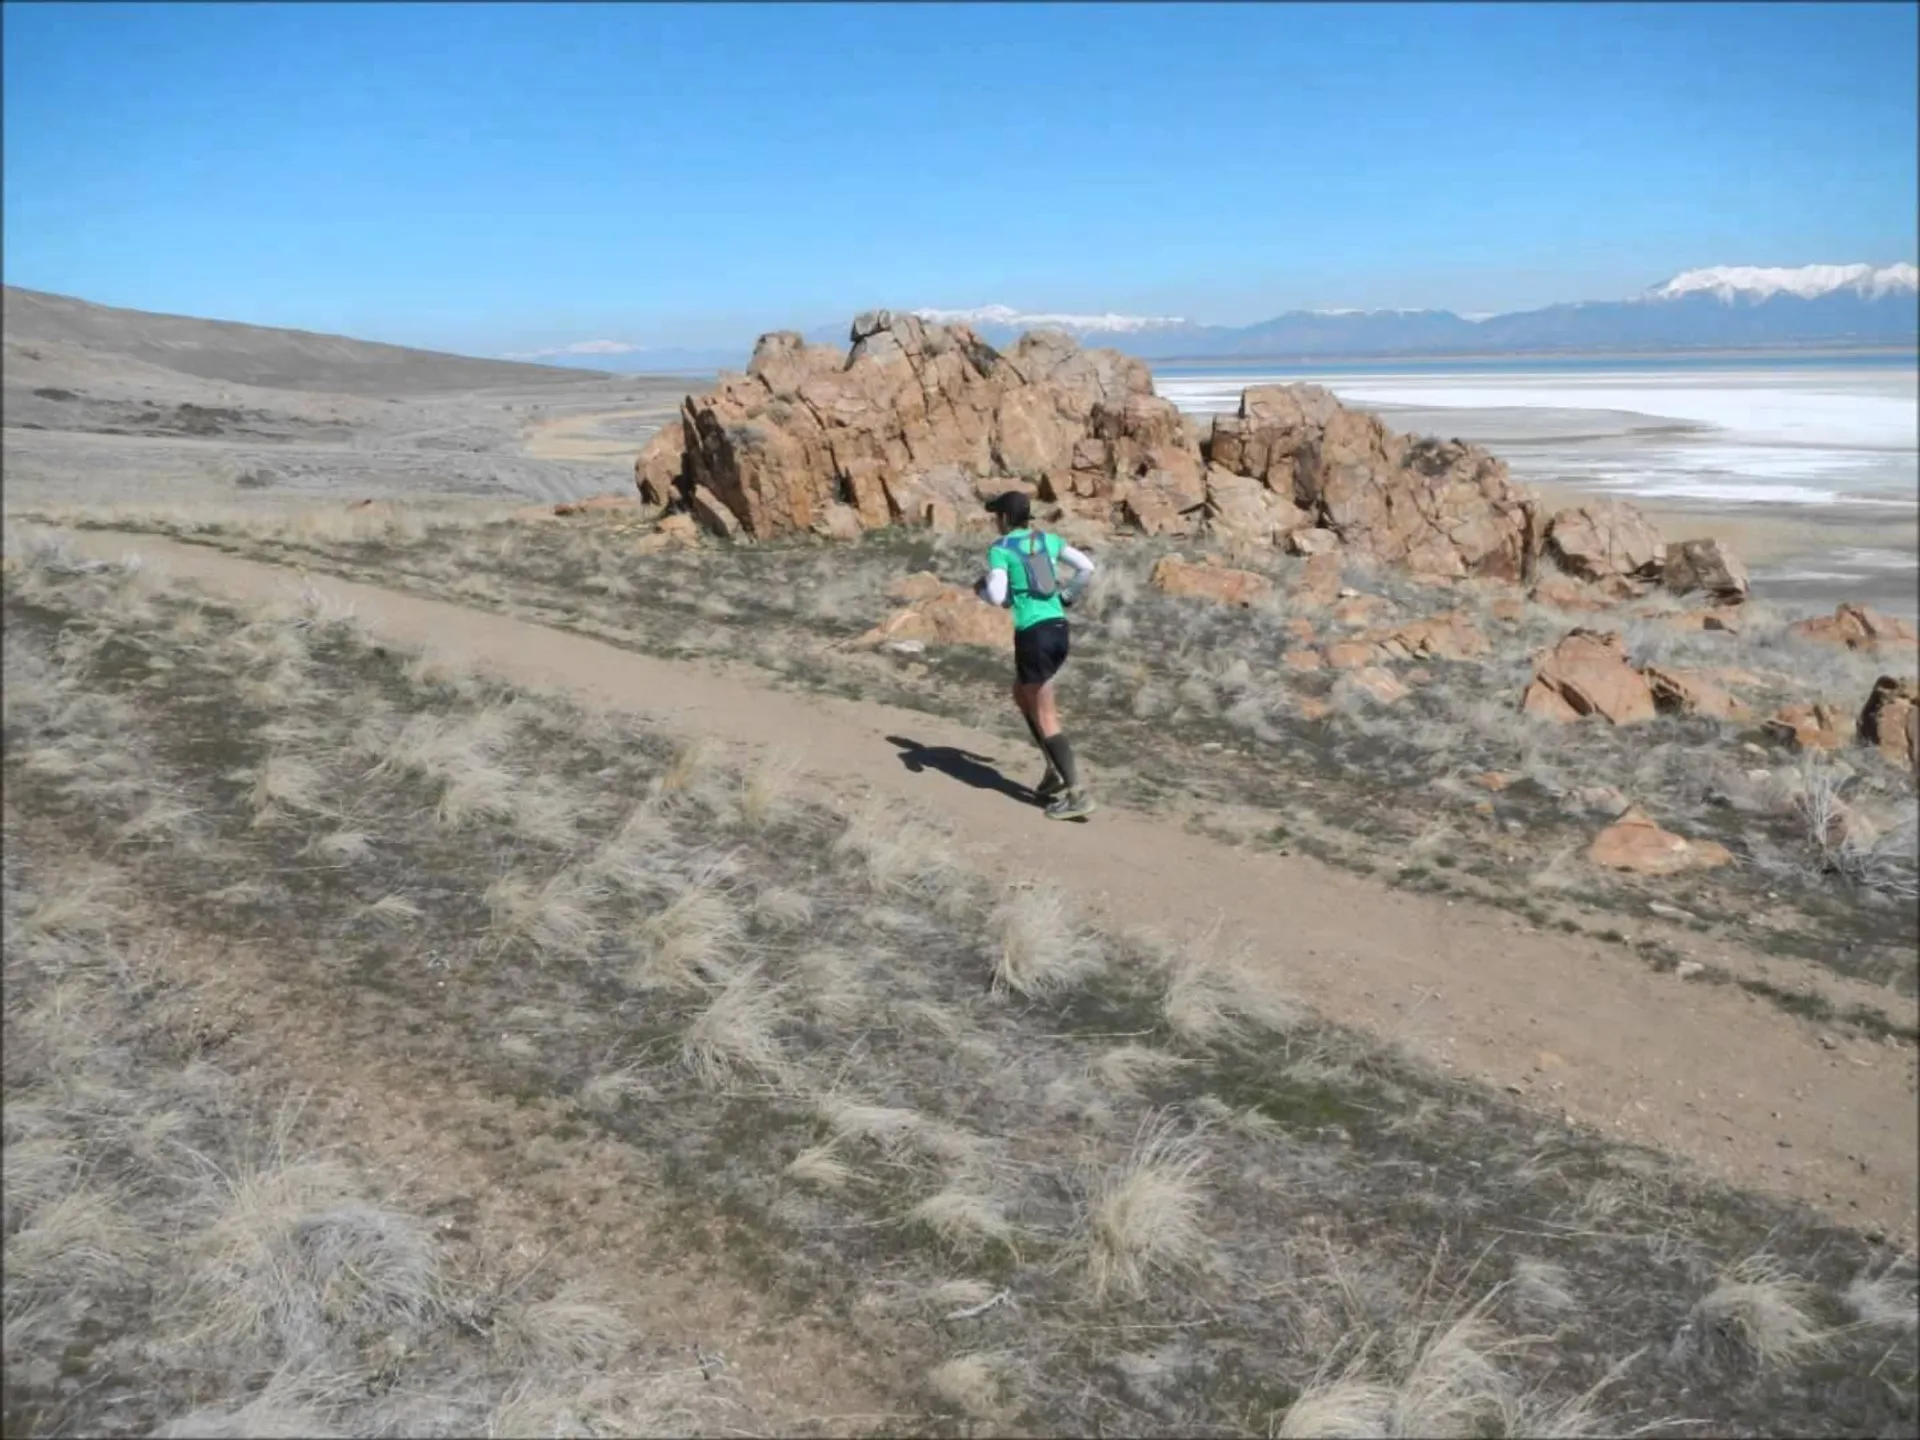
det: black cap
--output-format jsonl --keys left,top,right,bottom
{"left": 984, "top": 490, "right": 1031, "bottom": 526}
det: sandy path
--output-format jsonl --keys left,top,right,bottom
{"left": 69, "top": 531, "right": 1919, "bottom": 1239}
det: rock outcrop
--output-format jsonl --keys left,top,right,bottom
{"left": 1858, "top": 676, "right": 1920, "bottom": 777}
{"left": 635, "top": 313, "right": 1201, "bottom": 541}
{"left": 1202, "top": 385, "right": 1538, "bottom": 581}
{"left": 1521, "top": 630, "right": 1656, "bottom": 725}
{"left": 1644, "top": 665, "right": 1750, "bottom": 723}
{"left": 633, "top": 319, "right": 1763, "bottom": 625}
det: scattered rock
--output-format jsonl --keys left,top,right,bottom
{"left": 1545, "top": 501, "right": 1666, "bottom": 588}
{"left": 1788, "top": 603, "right": 1920, "bottom": 655}
{"left": 1488, "top": 595, "right": 1529, "bottom": 624}
{"left": 1286, "top": 527, "right": 1341, "bottom": 556}
{"left": 1644, "top": 665, "right": 1751, "bottom": 723}
{"left": 1675, "top": 960, "right": 1706, "bottom": 980}
{"left": 856, "top": 585, "right": 1011, "bottom": 650}
{"left": 1284, "top": 617, "right": 1318, "bottom": 644}
{"left": 1297, "top": 697, "right": 1333, "bottom": 721}
{"left": 1344, "top": 666, "right": 1411, "bottom": 706}
{"left": 1765, "top": 702, "right": 1848, "bottom": 752}
{"left": 553, "top": 492, "right": 642, "bottom": 517}
{"left": 1150, "top": 556, "right": 1272, "bottom": 607}
{"left": 1587, "top": 807, "right": 1734, "bottom": 876}
{"left": 1331, "top": 594, "right": 1394, "bottom": 628}
{"left": 1474, "top": 771, "right": 1517, "bottom": 791}
{"left": 1522, "top": 629, "right": 1656, "bottom": 725}
{"left": 1857, "top": 675, "right": 1920, "bottom": 777}
{"left": 633, "top": 513, "right": 702, "bottom": 554}
{"left": 1664, "top": 537, "right": 1750, "bottom": 604}
{"left": 1658, "top": 606, "right": 1743, "bottom": 635}
{"left": 1377, "top": 612, "right": 1491, "bottom": 662}
{"left": 1282, "top": 649, "right": 1325, "bottom": 673}
{"left": 1324, "top": 640, "right": 1380, "bottom": 670}
{"left": 885, "top": 571, "right": 952, "bottom": 604}
{"left": 1529, "top": 573, "right": 1616, "bottom": 613}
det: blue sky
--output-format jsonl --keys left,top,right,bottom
{"left": 4, "top": 1, "right": 1915, "bottom": 355}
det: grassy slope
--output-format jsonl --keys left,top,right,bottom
{"left": 42, "top": 503, "right": 1917, "bottom": 1019}
{"left": 3, "top": 526, "right": 1916, "bottom": 1438}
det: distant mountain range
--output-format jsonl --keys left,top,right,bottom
{"left": 552, "top": 262, "right": 1919, "bottom": 372}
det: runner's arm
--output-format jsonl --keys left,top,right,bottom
{"left": 979, "top": 569, "right": 1011, "bottom": 606}
{"left": 1058, "top": 543, "right": 1095, "bottom": 603}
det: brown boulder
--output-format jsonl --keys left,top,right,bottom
{"left": 1765, "top": 702, "right": 1848, "bottom": 751}
{"left": 1522, "top": 630, "right": 1656, "bottom": 725}
{"left": 1287, "top": 527, "right": 1342, "bottom": 556}
{"left": 1644, "top": 665, "right": 1750, "bottom": 723}
{"left": 1330, "top": 594, "right": 1395, "bottom": 628}
{"left": 1282, "top": 649, "right": 1325, "bottom": 672}
{"left": 1380, "top": 612, "right": 1492, "bottom": 662}
{"left": 1343, "top": 666, "right": 1411, "bottom": 706}
{"left": 1529, "top": 573, "right": 1616, "bottom": 613}
{"left": 1587, "top": 807, "right": 1734, "bottom": 876}
{"left": 1788, "top": 603, "right": 1920, "bottom": 656}
{"left": 634, "top": 421, "right": 689, "bottom": 508}
{"left": 1664, "top": 537, "right": 1749, "bottom": 604}
{"left": 1544, "top": 501, "right": 1666, "bottom": 587}
{"left": 1858, "top": 676, "right": 1920, "bottom": 777}
{"left": 1325, "top": 640, "right": 1382, "bottom": 670}
{"left": 1150, "top": 556, "right": 1272, "bottom": 607}
{"left": 886, "top": 571, "right": 953, "bottom": 604}
{"left": 1658, "top": 605, "right": 1743, "bottom": 634}
{"left": 857, "top": 585, "right": 1011, "bottom": 650}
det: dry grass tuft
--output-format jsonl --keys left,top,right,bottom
{"left": 1158, "top": 922, "right": 1299, "bottom": 1046}
{"left": 1074, "top": 1112, "right": 1212, "bottom": 1301}
{"left": 1680, "top": 1253, "right": 1829, "bottom": 1370}
{"left": 679, "top": 966, "right": 789, "bottom": 1088}
{"left": 927, "top": 1350, "right": 1014, "bottom": 1419}
{"left": 786, "top": 1143, "right": 853, "bottom": 1191}
{"left": 1843, "top": 1257, "right": 1919, "bottom": 1334}
{"left": 909, "top": 1186, "right": 1017, "bottom": 1253}
{"left": 490, "top": 1283, "right": 632, "bottom": 1370}
{"left": 987, "top": 883, "right": 1105, "bottom": 997}
{"left": 484, "top": 869, "right": 604, "bottom": 959}
{"left": 1092, "top": 1043, "right": 1190, "bottom": 1095}
{"left": 629, "top": 880, "right": 740, "bottom": 992}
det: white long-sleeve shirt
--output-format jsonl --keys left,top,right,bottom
{"left": 981, "top": 541, "right": 1095, "bottom": 607}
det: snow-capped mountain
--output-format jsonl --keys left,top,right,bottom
{"left": 560, "top": 263, "right": 1917, "bottom": 372}
{"left": 1646, "top": 263, "right": 1918, "bottom": 303}
{"left": 907, "top": 304, "right": 1190, "bottom": 334}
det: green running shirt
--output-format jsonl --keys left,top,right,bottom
{"left": 988, "top": 528, "right": 1068, "bottom": 632}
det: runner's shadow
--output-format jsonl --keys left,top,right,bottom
{"left": 885, "top": 736, "right": 1036, "bottom": 805}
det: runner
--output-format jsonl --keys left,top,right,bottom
{"left": 975, "top": 490, "right": 1097, "bottom": 821}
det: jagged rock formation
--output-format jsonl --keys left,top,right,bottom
{"left": 634, "top": 312, "right": 1733, "bottom": 600}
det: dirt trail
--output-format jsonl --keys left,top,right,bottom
{"left": 70, "top": 531, "right": 1920, "bottom": 1238}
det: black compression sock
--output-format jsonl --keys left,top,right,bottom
{"left": 1023, "top": 710, "right": 1051, "bottom": 757}
{"left": 1042, "top": 734, "right": 1080, "bottom": 790}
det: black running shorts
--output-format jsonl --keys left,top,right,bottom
{"left": 1013, "top": 619, "right": 1070, "bottom": 686}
